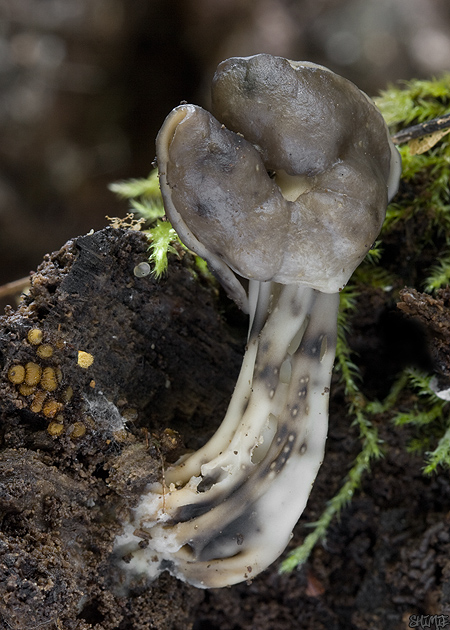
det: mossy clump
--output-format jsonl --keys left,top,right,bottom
{"left": 374, "top": 75, "right": 450, "bottom": 291}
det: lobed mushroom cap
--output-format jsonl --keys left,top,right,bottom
{"left": 156, "top": 54, "right": 401, "bottom": 307}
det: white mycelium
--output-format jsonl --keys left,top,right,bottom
{"left": 113, "top": 54, "right": 401, "bottom": 589}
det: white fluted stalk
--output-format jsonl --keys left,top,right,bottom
{"left": 114, "top": 282, "right": 339, "bottom": 588}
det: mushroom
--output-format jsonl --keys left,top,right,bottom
{"left": 113, "top": 54, "right": 401, "bottom": 589}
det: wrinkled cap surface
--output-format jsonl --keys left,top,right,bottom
{"left": 156, "top": 54, "right": 401, "bottom": 306}
{"left": 212, "top": 55, "right": 393, "bottom": 178}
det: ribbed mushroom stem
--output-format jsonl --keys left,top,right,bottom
{"left": 114, "top": 282, "right": 339, "bottom": 588}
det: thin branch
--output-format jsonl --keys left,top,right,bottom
{"left": 391, "top": 113, "right": 450, "bottom": 144}
{"left": 0, "top": 276, "right": 30, "bottom": 299}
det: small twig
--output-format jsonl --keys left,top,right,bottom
{"left": 0, "top": 276, "right": 30, "bottom": 299}
{"left": 144, "top": 430, "right": 167, "bottom": 512}
{"left": 0, "top": 612, "right": 58, "bottom": 630}
{"left": 391, "top": 113, "right": 450, "bottom": 144}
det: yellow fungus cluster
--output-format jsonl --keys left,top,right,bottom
{"left": 70, "top": 422, "right": 87, "bottom": 438}
{"left": 24, "top": 362, "right": 42, "bottom": 386}
{"left": 6, "top": 327, "right": 81, "bottom": 437}
{"left": 4, "top": 328, "right": 97, "bottom": 440}
{"left": 47, "top": 421, "right": 65, "bottom": 436}
{"left": 8, "top": 355, "right": 64, "bottom": 419}
{"left": 36, "top": 344, "right": 53, "bottom": 359}
{"left": 8, "top": 364, "right": 25, "bottom": 384}
{"left": 41, "top": 366, "right": 58, "bottom": 391}
{"left": 27, "top": 328, "right": 43, "bottom": 345}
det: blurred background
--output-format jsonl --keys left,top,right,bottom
{"left": 1, "top": 0, "right": 450, "bottom": 302}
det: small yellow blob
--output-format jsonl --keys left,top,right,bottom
{"left": 43, "top": 399, "right": 63, "bottom": 418}
{"left": 47, "top": 422, "right": 64, "bottom": 436}
{"left": 89, "top": 379, "right": 96, "bottom": 388}
{"left": 36, "top": 344, "right": 53, "bottom": 359}
{"left": 62, "top": 386, "right": 73, "bottom": 403}
{"left": 71, "top": 422, "right": 87, "bottom": 438}
{"left": 27, "top": 329, "right": 43, "bottom": 345}
{"left": 41, "top": 367, "right": 58, "bottom": 392}
{"left": 8, "top": 364, "right": 25, "bottom": 384}
{"left": 30, "top": 390, "right": 48, "bottom": 414}
{"left": 19, "top": 383, "right": 36, "bottom": 396}
{"left": 25, "top": 362, "right": 42, "bottom": 387}
{"left": 77, "top": 351, "right": 94, "bottom": 369}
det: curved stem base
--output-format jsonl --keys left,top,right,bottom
{"left": 113, "top": 284, "right": 339, "bottom": 588}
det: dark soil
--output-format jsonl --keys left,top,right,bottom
{"left": 1, "top": 227, "right": 450, "bottom": 630}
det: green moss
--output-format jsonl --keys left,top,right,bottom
{"left": 146, "top": 220, "right": 180, "bottom": 279}
{"left": 375, "top": 74, "right": 450, "bottom": 127}
{"left": 108, "top": 170, "right": 163, "bottom": 207}
{"left": 374, "top": 76, "right": 450, "bottom": 293}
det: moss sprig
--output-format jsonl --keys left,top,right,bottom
{"left": 108, "top": 170, "right": 163, "bottom": 207}
{"left": 280, "top": 412, "right": 382, "bottom": 572}
{"left": 375, "top": 74, "right": 450, "bottom": 128}
{"left": 423, "top": 424, "right": 450, "bottom": 474}
{"left": 386, "top": 369, "right": 450, "bottom": 473}
{"left": 424, "top": 250, "right": 450, "bottom": 292}
{"left": 109, "top": 170, "right": 179, "bottom": 277}
{"left": 146, "top": 220, "right": 180, "bottom": 279}
{"left": 108, "top": 170, "right": 166, "bottom": 224}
